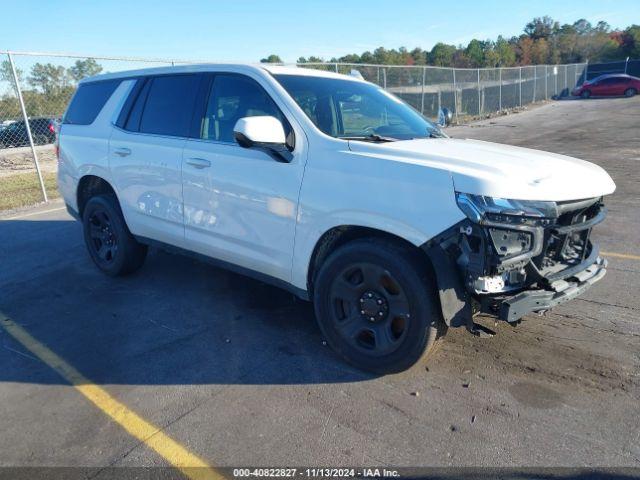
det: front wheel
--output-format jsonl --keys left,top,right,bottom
{"left": 82, "top": 194, "right": 147, "bottom": 276}
{"left": 313, "top": 238, "right": 444, "bottom": 374}
{"left": 624, "top": 88, "right": 637, "bottom": 98}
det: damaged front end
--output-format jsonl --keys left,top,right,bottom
{"left": 424, "top": 193, "right": 607, "bottom": 335}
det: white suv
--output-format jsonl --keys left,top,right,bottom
{"left": 58, "top": 64, "right": 616, "bottom": 373}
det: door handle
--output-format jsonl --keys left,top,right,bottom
{"left": 113, "top": 147, "right": 131, "bottom": 157}
{"left": 186, "top": 157, "right": 211, "bottom": 169}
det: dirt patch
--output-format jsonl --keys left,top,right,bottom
{"left": 0, "top": 145, "right": 58, "bottom": 178}
{"left": 430, "top": 315, "right": 638, "bottom": 398}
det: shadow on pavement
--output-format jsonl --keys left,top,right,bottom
{"left": 0, "top": 219, "right": 373, "bottom": 387}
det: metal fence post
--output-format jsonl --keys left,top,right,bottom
{"left": 584, "top": 60, "right": 589, "bottom": 83}
{"left": 477, "top": 69, "right": 481, "bottom": 116}
{"left": 518, "top": 67, "right": 522, "bottom": 107}
{"left": 624, "top": 57, "right": 629, "bottom": 74}
{"left": 545, "top": 65, "right": 548, "bottom": 100}
{"left": 555, "top": 65, "right": 558, "bottom": 96}
{"left": 7, "top": 52, "right": 48, "bottom": 202}
{"left": 565, "top": 64, "right": 568, "bottom": 92}
{"left": 334, "top": 63, "right": 338, "bottom": 73}
{"left": 498, "top": 68, "right": 502, "bottom": 111}
{"left": 421, "top": 67, "right": 426, "bottom": 114}
{"left": 382, "top": 68, "right": 387, "bottom": 89}
{"left": 452, "top": 69, "right": 458, "bottom": 124}
{"left": 533, "top": 67, "right": 536, "bottom": 102}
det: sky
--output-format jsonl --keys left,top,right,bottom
{"left": 1, "top": 0, "right": 639, "bottom": 63}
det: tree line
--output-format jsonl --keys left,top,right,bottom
{"left": 0, "top": 58, "right": 103, "bottom": 119}
{"left": 262, "top": 16, "right": 640, "bottom": 67}
{"left": 2, "top": 16, "right": 639, "bottom": 120}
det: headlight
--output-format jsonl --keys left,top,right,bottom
{"left": 456, "top": 193, "right": 557, "bottom": 225}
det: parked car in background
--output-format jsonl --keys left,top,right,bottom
{"left": 0, "top": 120, "right": 16, "bottom": 134}
{"left": 572, "top": 73, "right": 640, "bottom": 98}
{"left": 0, "top": 117, "right": 57, "bottom": 148}
{"left": 58, "top": 65, "right": 615, "bottom": 373}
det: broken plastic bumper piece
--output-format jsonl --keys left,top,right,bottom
{"left": 498, "top": 256, "right": 607, "bottom": 322}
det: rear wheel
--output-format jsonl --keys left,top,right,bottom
{"left": 581, "top": 90, "right": 591, "bottom": 99}
{"left": 624, "top": 88, "right": 637, "bottom": 98}
{"left": 82, "top": 194, "right": 147, "bottom": 276}
{"left": 313, "top": 238, "right": 444, "bottom": 374}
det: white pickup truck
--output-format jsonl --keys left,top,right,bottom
{"left": 57, "top": 64, "right": 616, "bottom": 373}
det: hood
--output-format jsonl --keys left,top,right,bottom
{"left": 347, "top": 138, "right": 616, "bottom": 202}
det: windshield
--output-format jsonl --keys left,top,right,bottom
{"left": 274, "top": 74, "right": 443, "bottom": 141}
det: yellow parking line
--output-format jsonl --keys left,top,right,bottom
{"left": 0, "top": 317, "right": 222, "bottom": 480}
{"left": 601, "top": 251, "right": 640, "bottom": 261}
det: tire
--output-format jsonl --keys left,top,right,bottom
{"left": 624, "top": 88, "right": 637, "bottom": 98}
{"left": 82, "top": 194, "right": 147, "bottom": 276}
{"left": 313, "top": 238, "right": 445, "bottom": 374}
{"left": 581, "top": 90, "right": 591, "bottom": 99}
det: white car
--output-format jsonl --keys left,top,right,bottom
{"left": 57, "top": 64, "right": 616, "bottom": 373}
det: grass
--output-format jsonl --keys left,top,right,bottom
{"left": 0, "top": 171, "right": 59, "bottom": 212}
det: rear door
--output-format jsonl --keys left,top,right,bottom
{"left": 110, "top": 73, "right": 203, "bottom": 247}
{"left": 181, "top": 72, "right": 307, "bottom": 283}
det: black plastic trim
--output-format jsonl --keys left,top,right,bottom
{"left": 115, "top": 78, "right": 145, "bottom": 129}
{"left": 499, "top": 257, "right": 607, "bottom": 322}
{"left": 551, "top": 207, "right": 606, "bottom": 234}
{"left": 540, "top": 241, "right": 600, "bottom": 283}
{"left": 422, "top": 239, "right": 471, "bottom": 328}
{"left": 133, "top": 235, "right": 310, "bottom": 301}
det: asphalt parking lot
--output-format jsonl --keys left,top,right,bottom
{"left": 0, "top": 97, "right": 639, "bottom": 475}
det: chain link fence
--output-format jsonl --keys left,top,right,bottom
{"left": 298, "top": 62, "right": 587, "bottom": 120}
{"left": 584, "top": 58, "right": 640, "bottom": 80}
{"left": 0, "top": 51, "right": 593, "bottom": 211}
{"left": 0, "top": 52, "right": 187, "bottom": 210}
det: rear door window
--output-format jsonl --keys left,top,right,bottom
{"left": 137, "top": 74, "right": 201, "bottom": 137}
{"left": 63, "top": 79, "right": 121, "bottom": 125}
{"left": 123, "top": 79, "right": 151, "bottom": 131}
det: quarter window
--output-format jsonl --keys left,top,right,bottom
{"left": 64, "top": 79, "right": 121, "bottom": 125}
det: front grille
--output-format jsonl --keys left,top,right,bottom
{"left": 534, "top": 198, "right": 603, "bottom": 277}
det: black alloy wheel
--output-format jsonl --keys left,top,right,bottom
{"left": 82, "top": 194, "right": 147, "bottom": 276}
{"left": 328, "top": 262, "right": 411, "bottom": 357}
{"left": 87, "top": 208, "right": 118, "bottom": 266}
{"left": 313, "top": 238, "right": 444, "bottom": 374}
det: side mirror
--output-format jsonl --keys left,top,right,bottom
{"left": 233, "top": 116, "right": 291, "bottom": 162}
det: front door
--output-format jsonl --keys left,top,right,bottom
{"left": 182, "top": 73, "right": 307, "bottom": 283}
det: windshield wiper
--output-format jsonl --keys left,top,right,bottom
{"left": 339, "top": 134, "right": 398, "bottom": 143}
{"left": 411, "top": 131, "right": 447, "bottom": 140}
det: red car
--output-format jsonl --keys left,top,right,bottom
{"left": 572, "top": 73, "right": 640, "bottom": 99}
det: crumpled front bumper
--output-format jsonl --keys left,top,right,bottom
{"left": 498, "top": 255, "right": 607, "bottom": 322}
